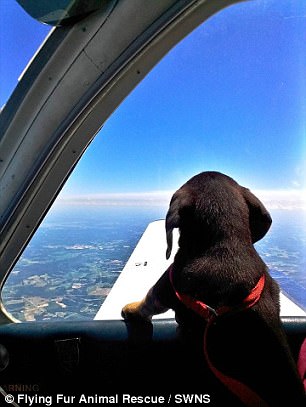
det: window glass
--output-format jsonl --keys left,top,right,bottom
{"left": 0, "top": 1, "right": 50, "bottom": 106}
{"left": 2, "top": 0, "right": 306, "bottom": 321}
{"left": 3, "top": 206, "right": 166, "bottom": 321}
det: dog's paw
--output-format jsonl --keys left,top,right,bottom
{"left": 121, "top": 302, "right": 149, "bottom": 322}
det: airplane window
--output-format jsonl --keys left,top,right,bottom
{"left": 2, "top": 0, "right": 306, "bottom": 321}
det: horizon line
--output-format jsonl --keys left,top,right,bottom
{"left": 55, "top": 189, "right": 306, "bottom": 210}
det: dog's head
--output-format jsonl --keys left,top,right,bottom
{"left": 165, "top": 171, "right": 272, "bottom": 259}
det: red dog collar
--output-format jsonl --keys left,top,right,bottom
{"left": 169, "top": 265, "right": 265, "bottom": 321}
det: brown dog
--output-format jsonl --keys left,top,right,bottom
{"left": 122, "top": 171, "right": 305, "bottom": 406}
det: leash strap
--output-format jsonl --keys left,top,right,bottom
{"left": 169, "top": 266, "right": 269, "bottom": 407}
{"left": 203, "top": 317, "right": 269, "bottom": 407}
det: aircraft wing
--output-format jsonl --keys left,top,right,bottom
{"left": 95, "top": 220, "right": 306, "bottom": 320}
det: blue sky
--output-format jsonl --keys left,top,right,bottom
{"left": 1, "top": 0, "right": 306, "bottom": 204}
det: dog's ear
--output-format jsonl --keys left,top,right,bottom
{"left": 241, "top": 187, "right": 272, "bottom": 243}
{"left": 165, "top": 187, "right": 193, "bottom": 259}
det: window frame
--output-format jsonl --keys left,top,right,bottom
{"left": 0, "top": 0, "right": 243, "bottom": 323}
